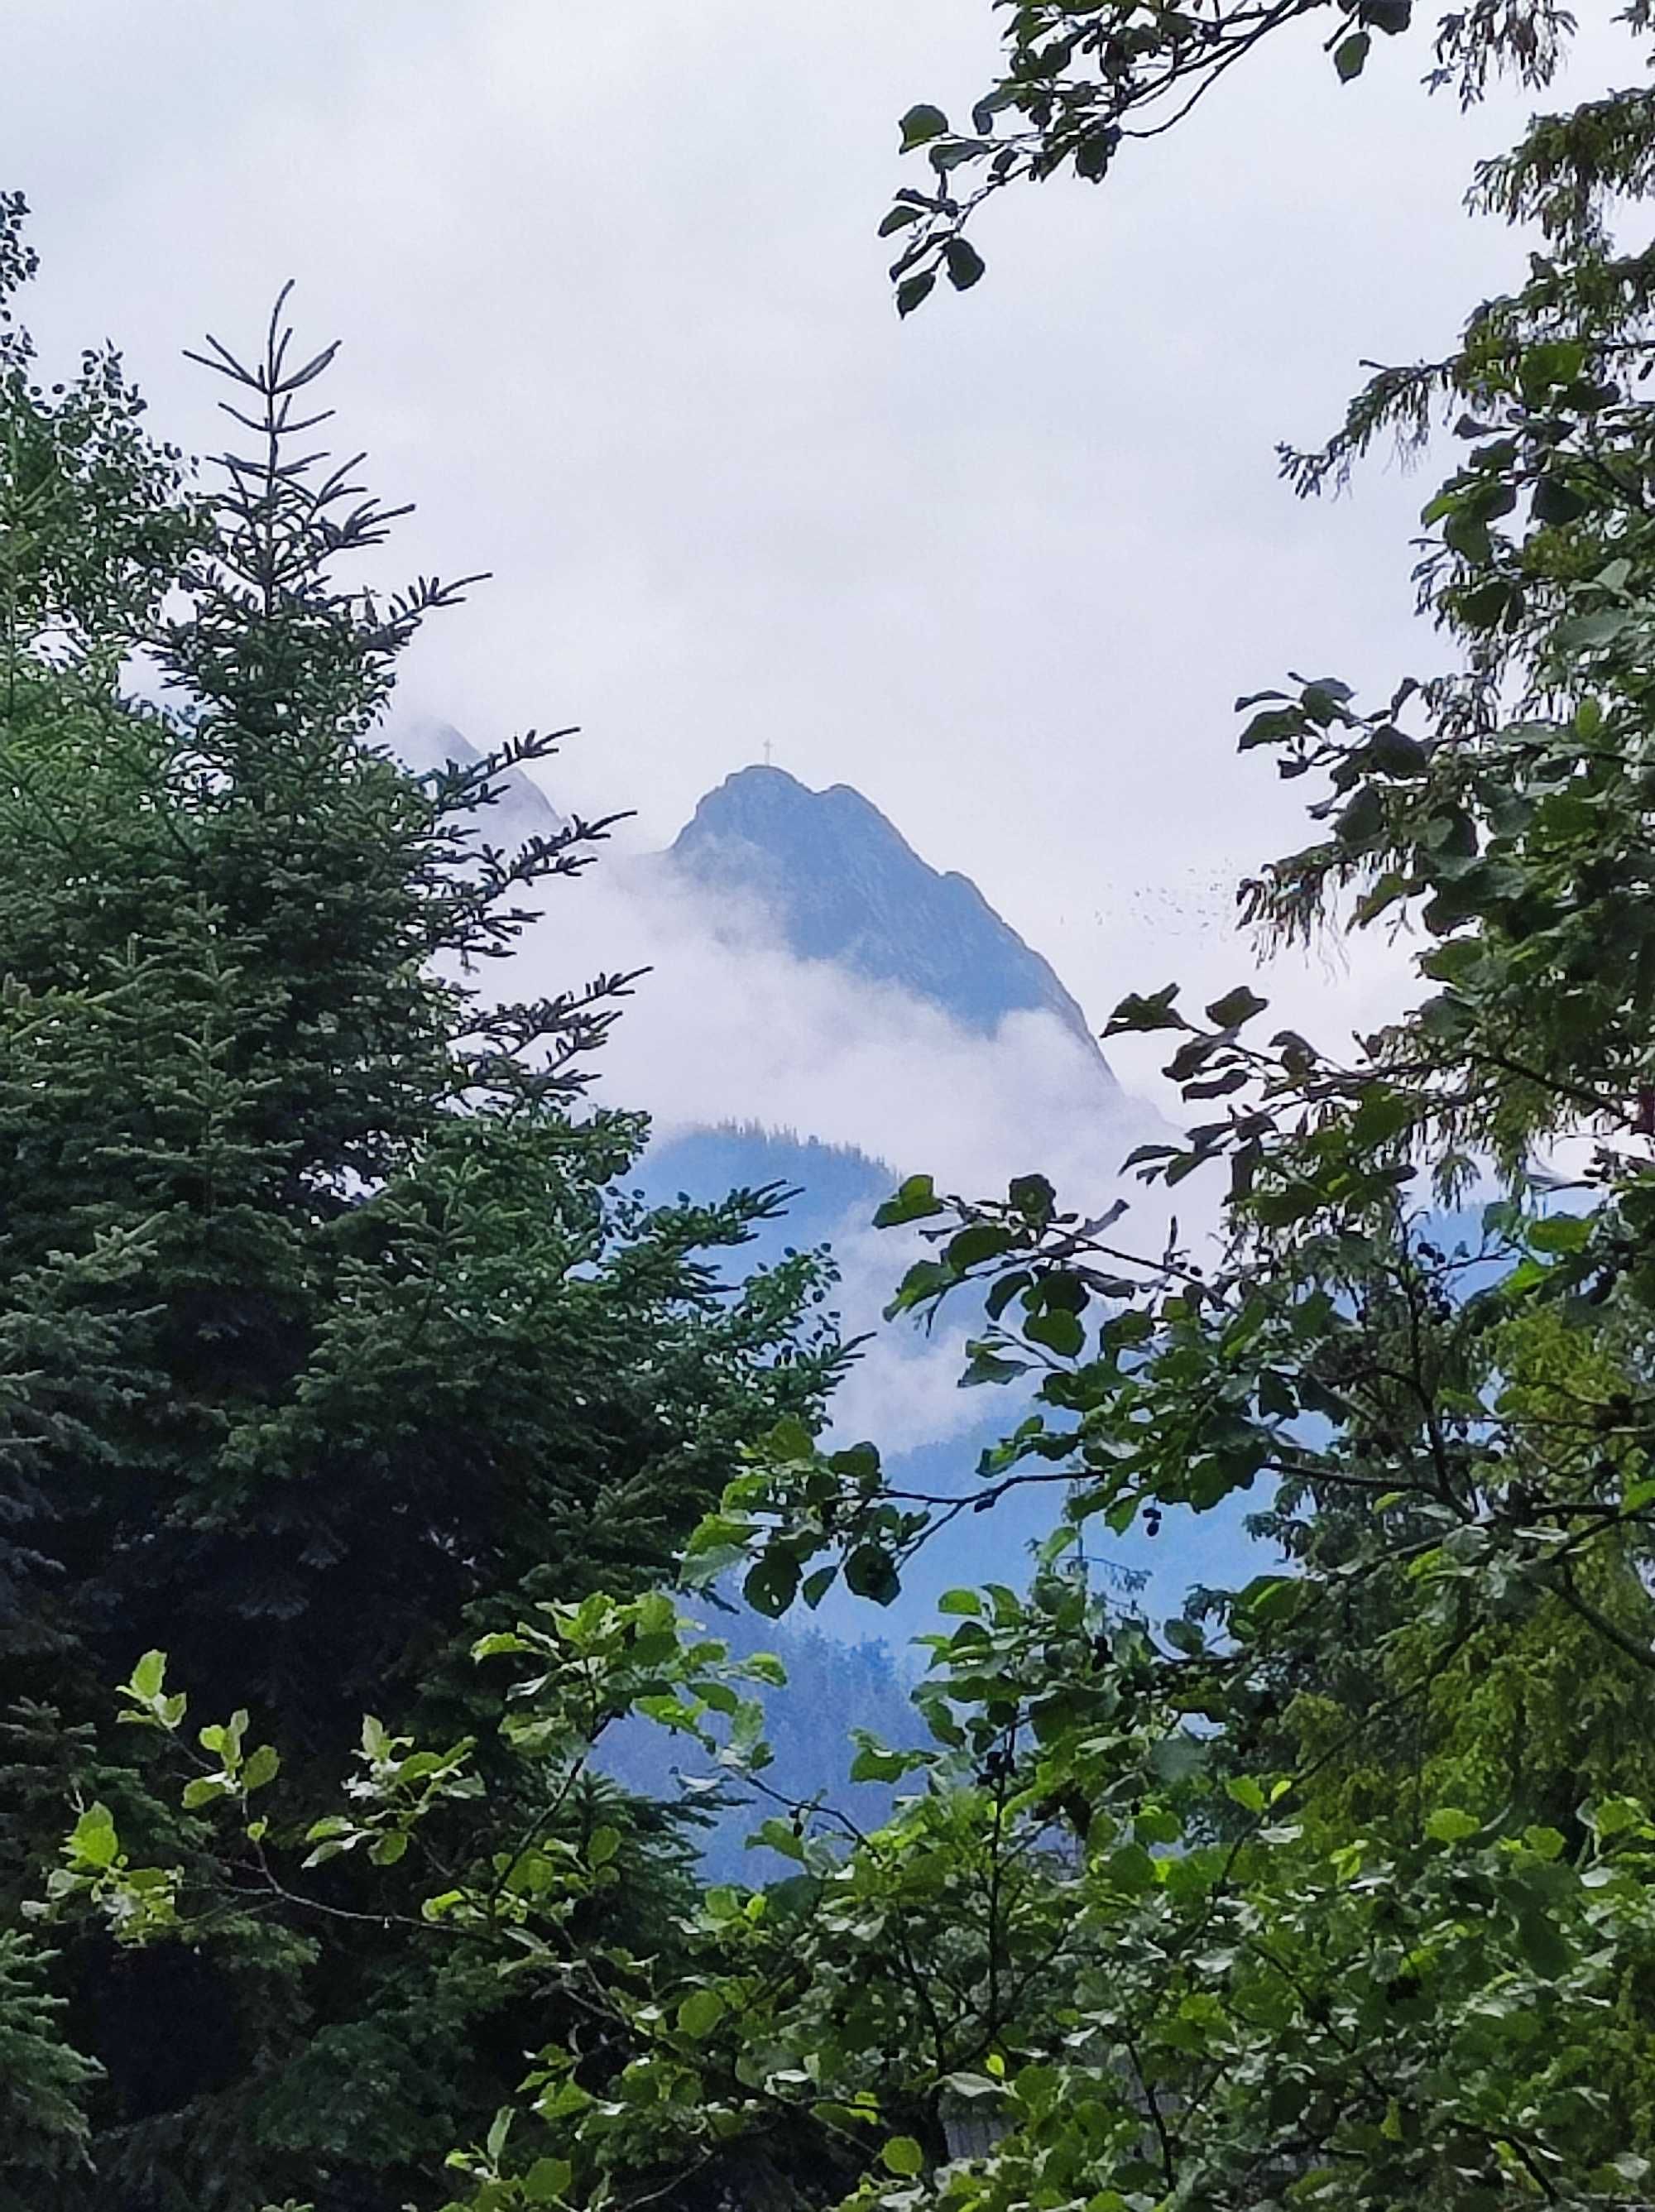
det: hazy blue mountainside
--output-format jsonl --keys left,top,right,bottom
{"left": 389, "top": 716, "right": 567, "bottom": 851}
{"left": 640, "top": 1123, "right": 893, "bottom": 1255}
{"left": 669, "top": 765, "right": 1112, "bottom": 1063}
{"left": 631, "top": 1128, "right": 1082, "bottom": 1576}
{"left": 600, "top": 1607, "right": 926, "bottom": 1883}
{"left": 391, "top": 738, "right": 1255, "bottom": 1835}
{"left": 628, "top": 775, "right": 1265, "bottom": 1684}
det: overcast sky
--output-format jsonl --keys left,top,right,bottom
{"left": 4, "top": 2, "right": 1640, "bottom": 1102}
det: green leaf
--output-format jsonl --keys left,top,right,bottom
{"left": 1368, "top": 723, "right": 1429, "bottom": 776}
{"left": 744, "top": 1550, "right": 800, "bottom": 1619}
{"left": 471, "top": 1631, "right": 529, "bottom": 1660}
{"left": 1024, "top": 1307, "right": 1084, "bottom": 1358}
{"left": 677, "top": 1986, "right": 727, "bottom": 2038}
{"left": 752, "top": 1816, "right": 807, "bottom": 1862}
{"left": 1257, "top": 1368, "right": 1298, "bottom": 1420}
{"left": 896, "top": 271, "right": 937, "bottom": 318}
{"left": 1528, "top": 1210, "right": 1590, "bottom": 1255}
{"left": 988, "top": 1266, "right": 1034, "bottom": 1316}
{"left": 1589, "top": 1796, "right": 1644, "bottom": 1839}
{"left": 947, "top": 1224, "right": 1014, "bottom": 1270}
{"left": 943, "top": 2071, "right": 1003, "bottom": 2102}
{"left": 1347, "top": 1087, "right": 1417, "bottom": 1149}
{"left": 69, "top": 1802, "right": 118, "bottom": 1869}
{"left": 845, "top": 1546, "right": 901, "bottom": 1605}
{"left": 523, "top": 2158, "right": 573, "bottom": 2203}
{"left": 1235, "top": 1574, "right": 1304, "bottom": 1630}
{"left": 130, "top": 1649, "right": 166, "bottom": 1702}
{"left": 1336, "top": 783, "right": 1385, "bottom": 847}
{"left": 880, "top": 2137, "right": 925, "bottom": 2176}
{"left": 1300, "top": 675, "right": 1354, "bottom": 717}
{"left": 766, "top": 1415, "right": 816, "bottom": 1461}
{"left": 1532, "top": 474, "right": 1590, "bottom": 525}
{"left": 938, "top": 1588, "right": 983, "bottom": 1616}
{"left": 885, "top": 1257, "right": 953, "bottom": 1316}
{"left": 588, "top": 1826, "right": 621, "bottom": 1868}
{"left": 1009, "top": 1173, "right": 1057, "bottom": 1221}
{"left": 1335, "top": 32, "right": 1371, "bottom": 79}
{"left": 1239, "top": 705, "right": 1307, "bottom": 750}
{"left": 242, "top": 1743, "right": 280, "bottom": 1792}
{"left": 899, "top": 103, "right": 949, "bottom": 150}
{"left": 1105, "top": 986, "right": 1183, "bottom": 1035}
{"left": 1516, "top": 1909, "right": 1573, "bottom": 1980}
{"left": 961, "top": 1346, "right": 1031, "bottom": 1387}
{"left": 851, "top": 1740, "right": 919, "bottom": 1783}
{"left": 875, "top": 1173, "right": 943, "bottom": 1228}
{"left": 944, "top": 236, "right": 986, "bottom": 291}
{"left": 1205, "top": 986, "right": 1267, "bottom": 1029}
{"left": 1425, "top": 1807, "right": 1479, "bottom": 1844}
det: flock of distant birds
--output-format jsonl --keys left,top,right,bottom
{"left": 1085, "top": 870, "right": 1239, "bottom": 943}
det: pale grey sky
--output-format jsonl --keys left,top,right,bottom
{"left": 4, "top": 2, "right": 1640, "bottom": 1104}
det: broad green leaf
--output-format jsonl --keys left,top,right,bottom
{"left": 1425, "top": 1807, "right": 1479, "bottom": 1844}
{"left": 944, "top": 236, "right": 986, "bottom": 290}
{"left": 899, "top": 103, "right": 949, "bottom": 149}
{"left": 1335, "top": 30, "right": 1371, "bottom": 78}
{"left": 242, "top": 1743, "right": 280, "bottom": 1792}
{"left": 677, "top": 1987, "right": 727, "bottom": 2038}
{"left": 947, "top": 1223, "right": 1014, "bottom": 1270}
{"left": 896, "top": 271, "right": 937, "bottom": 318}
{"left": 874, "top": 1173, "right": 943, "bottom": 1228}
{"left": 1205, "top": 986, "right": 1267, "bottom": 1029}
{"left": 845, "top": 1545, "right": 901, "bottom": 1605}
{"left": 70, "top": 1803, "right": 118, "bottom": 1869}
{"left": 1008, "top": 1173, "right": 1057, "bottom": 1220}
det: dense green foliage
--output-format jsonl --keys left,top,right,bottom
{"left": 23, "top": 4, "right": 1655, "bottom": 2209}
{"left": 878, "top": 0, "right": 1586, "bottom": 313}
{"left": 0, "top": 208, "right": 843, "bottom": 2210}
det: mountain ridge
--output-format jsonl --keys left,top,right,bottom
{"left": 668, "top": 765, "right": 1111, "bottom": 1070}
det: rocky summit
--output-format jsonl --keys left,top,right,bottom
{"left": 668, "top": 764, "right": 1112, "bottom": 1068}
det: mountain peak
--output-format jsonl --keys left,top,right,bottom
{"left": 670, "top": 766, "right": 1111, "bottom": 1070}
{"left": 385, "top": 717, "right": 566, "bottom": 842}
{"left": 688, "top": 763, "right": 891, "bottom": 830}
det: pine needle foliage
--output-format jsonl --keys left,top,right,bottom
{"left": 0, "top": 201, "right": 845, "bottom": 2210}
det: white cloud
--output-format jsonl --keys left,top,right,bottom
{"left": 476, "top": 828, "right": 1199, "bottom": 1460}
{"left": 504, "top": 837, "right": 1162, "bottom": 1187}
{"left": 6, "top": 0, "right": 1641, "bottom": 1084}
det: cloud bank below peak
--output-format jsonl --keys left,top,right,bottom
{"left": 436, "top": 746, "right": 1166, "bottom": 1206}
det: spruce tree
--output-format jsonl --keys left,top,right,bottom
{"left": 0, "top": 201, "right": 843, "bottom": 2210}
